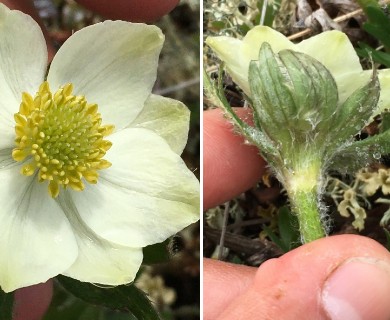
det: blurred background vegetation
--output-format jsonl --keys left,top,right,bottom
{"left": 204, "top": 0, "right": 390, "bottom": 264}
{"left": 33, "top": 0, "right": 200, "bottom": 319}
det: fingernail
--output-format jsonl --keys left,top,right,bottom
{"left": 322, "top": 258, "right": 390, "bottom": 320}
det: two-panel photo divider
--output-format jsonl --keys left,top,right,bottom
{"left": 204, "top": 1, "right": 390, "bottom": 319}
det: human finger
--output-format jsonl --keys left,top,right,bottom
{"left": 203, "top": 108, "right": 266, "bottom": 210}
{"left": 203, "top": 258, "right": 256, "bottom": 320}
{"left": 216, "top": 234, "right": 390, "bottom": 320}
{"left": 13, "top": 280, "right": 53, "bottom": 320}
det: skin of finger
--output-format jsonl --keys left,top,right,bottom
{"left": 75, "top": 0, "right": 179, "bottom": 22}
{"left": 0, "top": 0, "right": 56, "bottom": 61}
{"left": 215, "top": 234, "right": 390, "bottom": 320}
{"left": 203, "top": 108, "right": 266, "bottom": 210}
{"left": 203, "top": 258, "right": 257, "bottom": 320}
{"left": 13, "top": 280, "right": 53, "bottom": 320}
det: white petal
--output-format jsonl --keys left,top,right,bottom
{"left": 0, "top": 165, "right": 78, "bottom": 292}
{"left": 47, "top": 21, "right": 164, "bottom": 130}
{"left": 296, "top": 30, "right": 362, "bottom": 79}
{"left": 378, "top": 69, "right": 390, "bottom": 115}
{"left": 205, "top": 36, "right": 243, "bottom": 80}
{"left": 64, "top": 240, "right": 142, "bottom": 285}
{"left": 69, "top": 128, "right": 199, "bottom": 247}
{"left": 0, "top": 149, "right": 14, "bottom": 170}
{"left": 207, "top": 26, "right": 295, "bottom": 96}
{"left": 129, "top": 94, "right": 190, "bottom": 154}
{"left": 336, "top": 69, "right": 390, "bottom": 113}
{"left": 0, "top": 4, "right": 47, "bottom": 149}
{"left": 57, "top": 192, "right": 143, "bottom": 285}
{"left": 335, "top": 71, "right": 371, "bottom": 104}
{"left": 242, "top": 26, "right": 296, "bottom": 55}
{"left": 0, "top": 122, "right": 14, "bottom": 151}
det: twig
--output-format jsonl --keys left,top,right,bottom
{"left": 205, "top": 226, "right": 283, "bottom": 257}
{"left": 154, "top": 77, "right": 200, "bottom": 95}
{"left": 288, "top": 0, "right": 390, "bottom": 41}
{"left": 260, "top": 0, "right": 268, "bottom": 26}
{"left": 218, "top": 201, "right": 230, "bottom": 260}
{"left": 288, "top": 8, "right": 363, "bottom": 40}
{"left": 226, "top": 218, "right": 268, "bottom": 231}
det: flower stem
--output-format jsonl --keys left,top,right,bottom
{"left": 283, "top": 162, "right": 326, "bottom": 243}
{"left": 288, "top": 188, "right": 325, "bottom": 243}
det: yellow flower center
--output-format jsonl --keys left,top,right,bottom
{"left": 12, "top": 81, "right": 114, "bottom": 198}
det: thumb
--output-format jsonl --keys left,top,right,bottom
{"left": 216, "top": 234, "right": 390, "bottom": 320}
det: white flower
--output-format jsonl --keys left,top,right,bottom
{"left": 206, "top": 26, "right": 390, "bottom": 115}
{"left": 0, "top": 4, "right": 199, "bottom": 292}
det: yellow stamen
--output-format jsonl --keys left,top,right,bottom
{"left": 12, "top": 81, "right": 114, "bottom": 198}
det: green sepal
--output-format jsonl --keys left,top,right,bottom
{"left": 278, "top": 49, "right": 338, "bottom": 131}
{"left": 204, "top": 65, "right": 278, "bottom": 159}
{"left": 347, "top": 129, "right": 390, "bottom": 156}
{"left": 331, "top": 71, "right": 380, "bottom": 143}
{"left": 248, "top": 43, "right": 339, "bottom": 157}
{"left": 249, "top": 43, "right": 295, "bottom": 145}
{"left": 57, "top": 275, "right": 161, "bottom": 320}
{"left": 331, "top": 128, "right": 390, "bottom": 172}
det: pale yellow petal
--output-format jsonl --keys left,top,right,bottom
{"left": 69, "top": 128, "right": 199, "bottom": 248}
{"left": 0, "top": 165, "right": 78, "bottom": 292}
{"left": 130, "top": 94, "right": 190, "bottom": 154}
{"left": 296, "top": 31, "right": 362, "bottom": 78}
{"left": 207, "top": 26, "right": 295, "bottom": 96}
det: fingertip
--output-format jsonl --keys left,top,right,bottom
{"left": 203, "top": 108, "right": 266, "bottom": 209}
{"left": 322, "top": 257, "right": 390, "bottom": 320}
{"left": 215, "top": 235, "right": 390, "bottom": 319}
{"left": 203, "top": 258, "right": 256, "bottom": 320}
{"left": 13, "top": 280, "right": 53, "bottom": 320}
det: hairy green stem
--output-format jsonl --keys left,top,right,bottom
{"left": 283, "top": 162, "right": 326, "bottom": 243}
{"left": 287, "top": 188, "right": 325, "bottom": 243}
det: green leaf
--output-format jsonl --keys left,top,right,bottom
{"left": 57, "top": 275, "right": 160, "bottom": 320}
{"left": 255, "top": 1, "right": 277, "bottom": 27}
{"left": 263, "top": 225, "right": 288, "bottom": 253}
{"left": 362, "top": 5, "right": 390, "bottom": 49}
{"left": 143, "top": 240, "right": 170, "bottom": 265}
{"left": 357, "top": 43, "right": 390, "bottom": 68}
{"left": 263, "top": 207, "right": 300, "bottom": 253}
{"left": 44, "top": 298, "right": 104, "bottom": 320}
{"left": 355, "top": 0, "right": 381, "bottom": 11}
{"left": 383, "top": 228, "right": 390, "bottom": 251}
{"left": 0, "top": 290, "right": 13, "bottom": 320}
{"left": 380, "top": 112, "right": 390, "bottom": 132}
{"left": 277, "top": 206, "right": 300, "bottom": 251}
{"left": 43, "top": 283, "right": 136, "bottom": 320}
